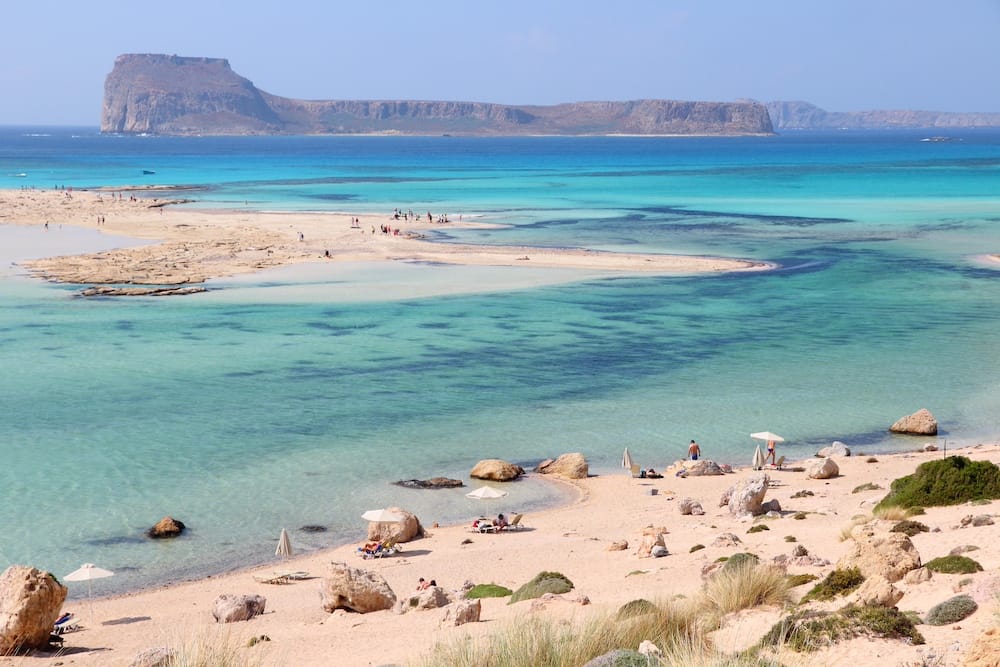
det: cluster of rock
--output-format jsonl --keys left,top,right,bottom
{"left": 318, "top": 561, "right": 481, "bottom": 626}
{"left": 0, "top": 566, "right": 67, "bottom": 654}
{"left": 469, "top": 452, "right": 589, "bottom": 482}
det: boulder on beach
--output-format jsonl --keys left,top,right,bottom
{"left": 0, "top": 565, "right": 68, "bottom": 654}
{"left": 470, "top": 459, "right": 524, "bottom": 481}
{"left": 147, "top": 516, "right": 186, "bottom": 539}
{"left": 366, "top": 507, "right": 423, "bottom": 544}
{"left": 320, "top": 562, "right": 396, "bottom": 614}
{"left": 807, "top": 457, "right": 840, "bottom": 479}
{"left": 535, "top": 453, "right": 588, "bottom": 479}
{"left": 817, "top": 441, "right": 851, "bottom": 458}
{"left": 889, "top": 408, "right": 938, "bottom": 435}
{"left": 212, "top": 593, "right": 266, "bottom": 623}
{"left": 441, "top": 598, "right": 481, "bottom": 626}
{"left": 726, "top": 472, "right": 770, "bottom": 517}
{"left": 837, "top": 524, "right": 921, "bottom": 583}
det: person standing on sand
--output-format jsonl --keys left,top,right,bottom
{"left": 766, "top": 440, "right": 776, "bottom": 465}
{"left": 688, "top": 440, "right": 701, "bottom": 461}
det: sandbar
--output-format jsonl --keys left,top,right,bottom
{"left": 0, "top": 189, "right": 767, "bottom": 294}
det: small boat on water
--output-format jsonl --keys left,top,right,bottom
{"left": 142, "top": 169, "right": 156, "bottom": 175}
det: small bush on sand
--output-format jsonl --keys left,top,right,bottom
{"left": 925, "top": 594, "right": 978, "bottom": 625}
{"left": 793, "top": 512, "right": 807, "bottom": 520}
{"left": 747, "top": 524, "right": 769, "bottom": 534}
{"left": 853, "top": 482, "right": 881, "bottom": 493}
{"left": 875, "top": 456, "right": 1000, "bottom": 511}
{"left": 786, "top": 573, "right": 818, "bottom": 588}
{"left": 466, "top": 583, "right": 513, "bottom": 599}
{"left": 616, "top": 598, "right": 657, "bottom": 620}
{"left": 760, "top": 604, "right": 923, "bottom": 652}
{"left": 509, "top": 571, "right": 574, "bottom": 604}
{"left": 690, "top": 544, "right": 705, "bottom": 553}
{"left": 699, "top": 562, "right": 790, "bottom": 623}
{"left": 872, "top": 506, "right": 910, "bottom": 521}
{"left": 163, "top": 628, "right": 265, "bottom": 667}
{"left": 800, "top": 568, "right": 865, "bottom": 603}
{"left": 784, "top": 535, "right": 797, "bottom": 542}
{"left": 924, "top": 555, "right": 983, "bottom": 574}
{"left": 890, "top": 519, "right": 929, "bottom": 537}
{"left": 722, "top": 552, "right": 760, "bottom": 572}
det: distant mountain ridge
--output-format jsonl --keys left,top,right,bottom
{"left": 100, "top": 54, "right": 774, "bottom": 136}
{"left": 766, "top": 100, "right": 1000, "bottom": 130}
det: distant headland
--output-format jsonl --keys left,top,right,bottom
{"left": 100, "top": 54, "right": 1000, "bottom": 137}
{"left": 100, "top": 54, "right": 774, "bottom": 136}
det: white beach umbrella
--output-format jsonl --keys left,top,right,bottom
{"left": 275, "top": 528, "right": 293, "bottom": 560}
{"left": 750, "top": 431, "right": 785, "bottom": 443}
{"left": 64, "top": 563, "right": 114, "bottom": 622}
{"left": 465, "top": 486, "right": 508, "bottom": 500}
{"left": 621, "top": 447, "right": 635, "bottom": 472}
{"left": 361, "top": 508, "right": 405, "bottom": 523}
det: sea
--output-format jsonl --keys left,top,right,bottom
{"left": 1, "top": 127, "right": 999, "bottom": 598}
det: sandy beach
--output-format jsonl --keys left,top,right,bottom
{"left": 0, "top": 444, "right": 996, "bottom": 666}
{"left": 0, "top": 189, "right": 766, "bottom": 293}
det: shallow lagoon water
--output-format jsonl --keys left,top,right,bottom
{"left": 1, "top": 128, "right": 999, "bottom": 596}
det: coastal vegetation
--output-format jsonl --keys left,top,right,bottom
{"left": 875, "top": 456, "right": 1000, "bottom": 510}
{"left": 924, "top": 555, "right": 984, "bottom": 574}
{"left": 799, "top": 568, "right": 865, "bottom": 603}
{"left": 760, "top": 604, "right": 924, "bottom": 652}
{"left": 465, "top": 583, "right": 513, "bottom": 599}
{"left": 508, "top": 572, "right": 574, "bottom": 604}
{"left": 925, "top": 595, "right": 979, "bottom": 626}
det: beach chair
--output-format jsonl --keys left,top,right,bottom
{"left": 630, "top": 464, "right": 641, "bottom": 478}
{"left": 53, "top": 612, "right": 80, "bottom": 635}
{"left": 504, "top": 513, "right": 524, "bottom": 531}
{"left": 253, "top": 573, "right": 291, "bottom": 585}
{"left": 769, "top": 456, "right": 786, "bottom": 470}
{"left": 471, "top": 519, "right": 497, "bottom": 534}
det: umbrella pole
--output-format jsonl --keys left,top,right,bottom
{"left": 88, "top": 580, "right": 94, "bottom": 624}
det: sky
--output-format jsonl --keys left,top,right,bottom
{"left": 2, "top": 0, "right": 998, "bottom": 125}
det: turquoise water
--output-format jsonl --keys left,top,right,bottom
{"left": 2, "top": 127, "right": 1000, "bottom": 596}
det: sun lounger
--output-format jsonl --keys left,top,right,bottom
{"left": 254, "top": 573, "right": 291, "bottom": 585}
{"left": 502, "top": 513, "right": 525, "bottom": 531}
{"left": 53, "top": 612, "right": 80, "bottom": 634}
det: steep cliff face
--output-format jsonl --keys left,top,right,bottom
{"left": 101, "top": 54, "right": 773, "bottom": 136}
{"left": 102, "top": 54, "right": 282, "bottom": 134}
{"left": 767, "top": 100, "right": 1000, "bottom": 130}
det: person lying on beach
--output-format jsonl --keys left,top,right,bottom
{"left": 645, "top": 468, "right": 663, "bottom": 479}
{"left": 493, "top": 513, "right": 509, "bottom": 530}
{"left": 417, "top": 577, "right": 429, "bottom": 590}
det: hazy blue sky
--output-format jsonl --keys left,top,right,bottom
{"left": 3, "top": 0, "right": 998, "bottom": 125}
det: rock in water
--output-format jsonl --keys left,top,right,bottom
{"left": 147, "top": 516, "right": 186, "bottom": 538}
{"left": 889, "top": 408, "right": 938, "bottom": 435}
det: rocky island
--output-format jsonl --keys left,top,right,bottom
{"left": 100, "top": 54, "right": 774, "bottom": 136}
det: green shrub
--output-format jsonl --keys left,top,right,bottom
{"left": 784, "top": 535, "right": 797, "bottom": 542}
{"left": 853, "top": 482, "right": 881, "bottom": 493}
{"left": 793, "top": 512, "right": 807, "bottom": 520}
{"left": 509, "top": 571, "right": 574, "bottom": 604}
{"left": 721, "top": 552, "right": 760, "bottom": 572}
{"left": 800, "top": 568, "right": 865, "bottom": 603}
{"left": 925, "top": 594, "right": 978, "bottom": 625}
{"left": 689, "top": 544, "right": 705, "bottom": 553}
{"left": 875, "top": 456, "right": 1000, "bottom": 510}
{"left": 465, "top": 583, "right": 513, "bottom": 599}
{"left": 747, "top": 524, "right": 770, "bottom": 534}
{"left": 786, "top": 573, "right": 819, "bottom": 588}
{"left": 616, "top": 598, "right": 657, "bottom": 620}
{"left": 761, "top": 605, "right": 924, "bottom": 652}
{"left": 890, "top": 520, "right": 929, "bottom": 537}
{"left": 924, "top": 555, "right": 983, "bottom": 574}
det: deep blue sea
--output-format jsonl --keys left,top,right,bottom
{"left": 2, "top": 127, "right": 999, "bottom": 596}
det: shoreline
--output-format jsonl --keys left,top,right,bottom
{"left": 0, "top": 188, "right": 770, "bottom": 294}
{"left": 7, "top": 443, "right": 1000, "bottom": 666}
